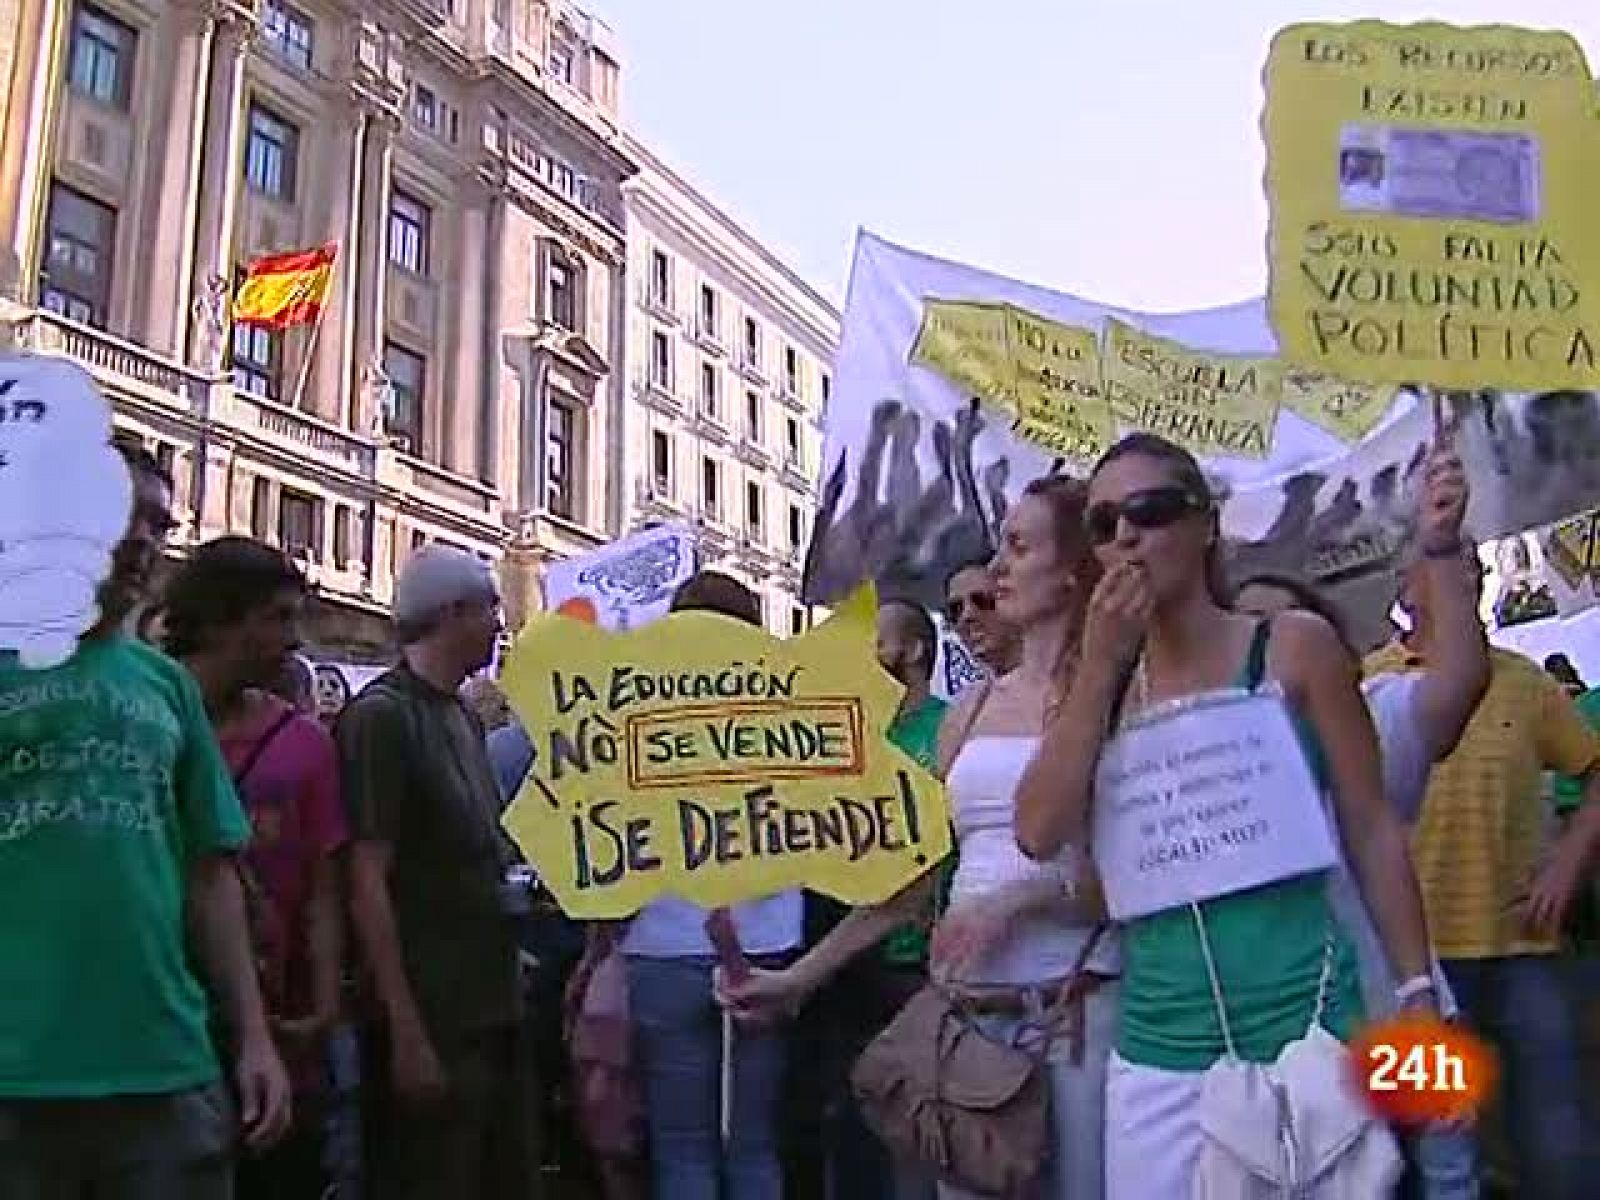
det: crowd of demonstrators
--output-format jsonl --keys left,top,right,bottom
{"left": 0, "top": 439, "right": 290, "bottom": 1196}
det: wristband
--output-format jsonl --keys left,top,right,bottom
{"left": 1394, "top": 974, "right": 1436, "bottom": 1005}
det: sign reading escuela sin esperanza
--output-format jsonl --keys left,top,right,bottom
{"left": 498, "top": 586, "right": 952, "bottom": 920}
{"left": 1092, "top": 688, "right": 1340, "bottom": 921}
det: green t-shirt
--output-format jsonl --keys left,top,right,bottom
{"left": 0, "top": 637, "right": 250, "bottom": 1097}
{"left": 1553, "top": 688, "right": 1600, "bottom": 814}
{"left": 881, "top": 694, "right": 949, "bottom": 968}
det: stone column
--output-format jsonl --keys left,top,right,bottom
{"left": 347, "top": 110, "right": 396, "bottom": 433}
{"left": 140, "top": 3, "right": 215, "bottom": 356}
{"left": 312, "top": 105, "right": 365, "bottom": 425}
{"left": 187, "top": 9, "right": 254, "bottom": 372}
{"left": 0, "top": 0, "right": 65, "bottom": 301}
{"left": 448, "top": 185, "right": 487, "bottom": 474}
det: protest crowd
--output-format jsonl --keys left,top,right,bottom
{"left": 2, "top": 411, "right": 1599, "bottom": 1200}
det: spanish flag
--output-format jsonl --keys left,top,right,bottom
{"left": 232, "top": 243, "right": 337, "bottom": 330}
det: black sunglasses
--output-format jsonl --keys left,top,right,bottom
{"left": 1084, "top": 486, "right": 1207, "bottom": 546}
{"left": 947, "top": 592, "right": 996, "bottom": 622}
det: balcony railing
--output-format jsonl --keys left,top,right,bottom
{"left": 7, "top": 311, "right": 209, "bottom": 414}
{"left": 224, "top": 390, "right": 374, "bottom": 474}
{"left": 394, "top": 452, "right": 499, "bottom": 517}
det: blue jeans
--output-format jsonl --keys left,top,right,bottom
{"left": 1442, "top": 955, "right": 1595, "bottom": 1200}
{"left": 627, "top": 956, "right": 788, "bottom": 1200}
{"left": 1403, "top": 1126, "right": 1479, "bottom": 1200}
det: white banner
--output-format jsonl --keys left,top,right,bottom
{"left": 806, "top": 232, "right": 1600, "bottom": 650}
{"left": 1092, "top": 688, "right": 1340, "bottom": 921}
{"left": 541, "top": 522, "right": 699, "bottom": 632}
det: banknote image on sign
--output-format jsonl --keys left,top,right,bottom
{"left": 498, "top": 585, "right": 952, "bottom": 919}
{"left": 1091, "top": 688, "right": 1340, "bottom": 921}
{"left": 1337, "top": 125, "right": 1541, "bottom": 224}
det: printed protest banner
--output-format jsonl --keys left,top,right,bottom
{"left": 1264, "top": 21, "right": 1600, "bottom": 391}
{"left": 541, "top": 521, "right": 698, "bottom": 631}
{"left": 910, "top": 299, "right": 1108, "bottom": 461}
{"left": 807, "top": 231, "right": 1600, "bottom": 649}
{"left": 1280, "top": 367, "right": 1398, "bottom": 443}
{"left": 499, "top": 586, "right": 951, "bottom": 919}
{"left": 1102, "top": 319, "right": 1281, "bottom": 459}
{"left": 0, "top": 354, "right": 133, "bottom": 669}
{"left": 1092, "top": 688, "right": 1340, "bottom": 920}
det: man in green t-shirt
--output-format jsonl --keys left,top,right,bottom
{"left": 0, "top": 438, "right": 289, "bottom": 1195}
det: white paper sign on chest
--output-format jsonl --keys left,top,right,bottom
{"left": 0, "top": 353, "right": 133, "bottom": 669}
{"left": 1091, "top": 687, "right": 1340, "bottom": 921}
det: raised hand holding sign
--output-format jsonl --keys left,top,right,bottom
{"left": 0, "top": 355, "right": 132, "bottom": 669}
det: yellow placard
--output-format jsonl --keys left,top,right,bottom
{"left": 909, "top": 299, "right": 1018, "bottom": 415}
{"left": 910, "top": 298, "right": 1110, "bottom": 464}
{"left": 1006, "top": 306, "right": 1113, "bottom": 462}
{"left": 1265, "top": 21, "right": 1600, "bottom": 391}
{"left": 499, "top": 586, "right": 952, "bottom": 919}
{"left": 1280, "top": 367, "right": 1398, "bottom": 443}
{"left": 1102, "top": 319, "right": 1281, "bottom": 459}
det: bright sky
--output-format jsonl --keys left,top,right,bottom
{"left": 594, "top": 1, "right": 1599, "bottom": 314}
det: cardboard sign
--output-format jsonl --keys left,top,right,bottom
{"left": 0, "top": 354, "right": 132, "bottom": 669}
{"left": 1265, "top": 21, "right": 1600, "bottom": 390}
{"left": 1092, "top": 688, "right": 1340, "bottom": 920}
{"left": 499, "top": 586, "right": 952, "bottom": 919}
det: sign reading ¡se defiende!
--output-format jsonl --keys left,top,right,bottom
{"left": 1264, "top": 21, "right": 1600, "bottom": 392}
{"left": 1091, "top": 688, "right": 1340, "bottom": 921}
{"left": 499, "top": 587, "right": 952, "bottom": 919}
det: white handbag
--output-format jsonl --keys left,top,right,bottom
{"left": 1187, "top": 900, "right": 1403, "bottom": 1199}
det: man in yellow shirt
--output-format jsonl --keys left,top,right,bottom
{"left": 1367, "top": 540, "right": 1600, "bottom": 1199}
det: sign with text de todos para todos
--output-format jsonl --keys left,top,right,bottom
{"left": 1265, "top": 21, "right": 1600, "bottom": 391}
{"left": 1092, "top": 687, "right": 1339, "bottom": 921}
{"left": 499, "top": 587, "right": 952, "bottom": 919}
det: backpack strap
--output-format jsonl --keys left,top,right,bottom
{"left": 231, "top": 707, "right": 298, "bottom": 788}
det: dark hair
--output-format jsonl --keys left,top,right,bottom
{"left": 111, "top": 431, "right": 173, "bottom": 490}
{"left": 670, "top": 570, "right": 762, "bottom": 627}
{"left": 942, "top": 552, "right": 995, "bottom": 592}
{"left": 162, "top": 536, "right": 307, "bottom": 658}
{"left": 1089, "top": 433, "right": 1227, "bottom": 601}
{"left": 1233, "top": 571, "right": 1353, "bottom": 656}
{"left": 134, "top": 603, "right": 166, "bottom": 644}
{"left": 880, "top": 598, "right": 939, "bottom": 682}
{"left": 1544, "top": 653, "right": 1585, "bottom": 687}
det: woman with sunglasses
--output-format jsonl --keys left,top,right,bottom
{"left": 1015, "top": 433, "right": 1436, "bottom": 1197}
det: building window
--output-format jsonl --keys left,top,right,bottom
{"left": 784, "top": 345, "right": 800, "bottom": 395}
{"left": 333, "top": 505, "right": 352, "bottom": 566}
{"left": 699, "top": 363, "right": 718, "bottom": 416}
{"left": 744, "top": 390, "right": 761, "bottom": 440}
{"left": 788, "top": 503, "right": 803, "bottom": 551}
{"left": 154, "top": 441, "right": 176, "bottom": 480}
{"left": 245, "top": 104, "right": 299, "bottom": 200}
{"left": 785, "top": 416, "right": 801, "bottom": 462}
{"left": 546, "top": 247, "right": 580, "bottom": 331}
{"left": 388, "top": 190, "right": 430, "bottom": 274}
{"left": 649, "top": 330, "right": 671, "bottom": 387}
{"left": 649, "top": 248, "right": 671, "bottom": 307}
{"left": 698, "top": 284, "right": 718, "bottom": 339}
{"left": 701, "top": 457, "right": 719, "bottom": 514}
{"left": 412, "top": 84, "right": 438, "bottom": 130}
{"left": 249, "top": 477, "right": 271, "bottom": 539}
{"left": 743, "top": 315, "right": 760, "bottom": 366}
{"left": 410, "top": 528, "right": 427, "bottom": 554}
{"left": 278, "top": 488, "right": 320, "bottom": 560}
{"left": 68, "top": 3, "right": 135, "bottom": 109}
{"left": 822, "top": 371, "right": 831, "bottom": 406}
{"left": 262, "top": 0, "right": 313, "bottom": 70}
{"left": 548, "top": 32, "right": 575, "bottom": 84}
{"left": 547, "top": 399, "right": 576, "bottom": 517}
{"left": 383, "top": 341, "right": 425, "bottom": 450}
{"left": 651, "top": 429, "right": 672, "bottom": 489}
{"left": 790, "top": 606, "right": 807, "bottom": 636}
{"left": 230, "top": 323, "right": 281, "bottom": 399}
{"left": 40, "top": 183, "right": 115, "bottom": 326}
{"left": 745, "top": 481, "right": 763, "bottom": 533}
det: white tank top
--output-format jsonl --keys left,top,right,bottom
{"left": 945, "top": 735, "right": 1121, "bottom": 985}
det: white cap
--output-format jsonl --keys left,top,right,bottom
{"left": 393, "top": 545, "right": 497, "bottom": 627}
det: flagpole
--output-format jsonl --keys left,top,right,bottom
{"left": 287, "top": 243, "right": 339, "bottom": 412}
